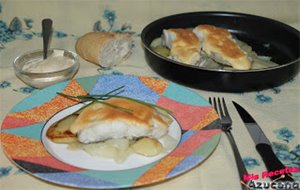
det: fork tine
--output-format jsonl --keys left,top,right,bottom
{"left": 212, "top": 97, "right": 218, "bottom": 114}
{"left": 210, "top": 97, "right": 247, "bottom": 187}
{"left": 209, "top": 97, "right": 218, "bottom": 115}
{"left": 217, "top": 97, "right": 224, "bottom": 118}
{"left": 221, "top": 97, "right": 230, "bottom": 117}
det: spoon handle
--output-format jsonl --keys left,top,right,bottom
{"left": 42, "top": 18, "right": 53, "bottom": 59}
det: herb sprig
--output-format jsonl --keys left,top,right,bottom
{"left": 57, "top": 86, "right": 172, "bottom": 114}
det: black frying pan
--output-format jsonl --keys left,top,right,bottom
{"left": 141, "top": 12, "right": 300, "bottom": 92}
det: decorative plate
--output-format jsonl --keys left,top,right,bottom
{"left": 41, "top": 101, "right": 182, "bottom": 171}
{"left": 0, "top": 74, "right": 221, "bottom": 189}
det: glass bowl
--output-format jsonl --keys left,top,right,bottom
{"left": 13, "top": 49, "right": 79, "bottom": 89}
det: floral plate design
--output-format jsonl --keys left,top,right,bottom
{"left": 0, "top": 74, "right": 221, "bottom": 189}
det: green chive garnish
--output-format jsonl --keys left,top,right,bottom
{"left": 56, "top": 86, "right": 172, "bottom": 114}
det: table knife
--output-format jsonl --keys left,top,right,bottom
{"left": 232, "top": 101, "right": 294, "bottom": 182}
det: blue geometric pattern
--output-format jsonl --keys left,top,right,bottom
{"left": 163, "top": 82, "right": 210, "bottom": 106}
{"left": 90, "top": 74, "right": 160, "bottom": 104}
{"left": 10, "top": 81, "right": 69, "bottom": 113}
{"left": 37, "top": 172, "right": 118, "bottom": 189}
{"left": 1, "top": 122, "right": 45, "bottom": 140}
{"left": 167, "top": 156, "right": 203, "bottom": 178}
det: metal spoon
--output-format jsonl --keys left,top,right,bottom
{"left": 42, "top": 18, "right": 53, "bottom": 59}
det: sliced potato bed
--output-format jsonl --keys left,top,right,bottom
{"left": 131, "top": 137, "right": 163, "bottom": 157}
{"left": 67, "top": 137, "right": 165, "bottom": 163}
{"left": 151, "top": 37, "right": 279, "bottom": 70}
{"left": 46, "top": 114, "right": 78, "bottom": 144}
{"left": 81, "top": 138, "right": 132, "bottom": 163}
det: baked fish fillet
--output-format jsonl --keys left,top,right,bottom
{"left": 70, "top": 98, "right": 171, "bottom": 143}
{"left": 193, "top": 25, "right": 251, "bottom": 70}
{"left": 162, "top": 28, "right": 201, "bottom": 65}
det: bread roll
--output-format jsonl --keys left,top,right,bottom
{"left": 75, "top": 32, "right": 133, "bottom": 67}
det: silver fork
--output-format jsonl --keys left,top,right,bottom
{"left": 209, "top": 97, "right": 249, "bottom": 190}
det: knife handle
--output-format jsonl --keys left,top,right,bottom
{"left": 256, "top": 143, "right": 294, "bottom": 181}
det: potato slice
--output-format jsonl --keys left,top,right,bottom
{"left": 131, "top": 137, "right": 163, "bottom": 156}
{"left": 83, "top": 142, "right": 118, "bottom": 158}
{"left": 46, "top": 114, "right": 78, "bottom": 144}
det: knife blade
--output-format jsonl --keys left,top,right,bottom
{"left": 232, "top": 101, "right": 294, "bottom": 182}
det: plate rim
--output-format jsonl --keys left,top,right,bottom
{"left": 0, "top": 74, "right": 222, "bottom": 189}
{"left": 41, "top": 101, "right": 183, "bottom": 171}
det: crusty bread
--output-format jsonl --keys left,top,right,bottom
{"left": 46, "top": 114, "right": 78, "bottom": 144}
{"left": 75, "top": 32, "right": 133, "bottom": 67}
{"left": 193, "top": 25, "right": 251, "bottom": 70}
{"left": 70, "top": 98, "right": 170, "bottom": 143}
{"left": 163, "top": 29, "right": 201, "bottom": 65}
